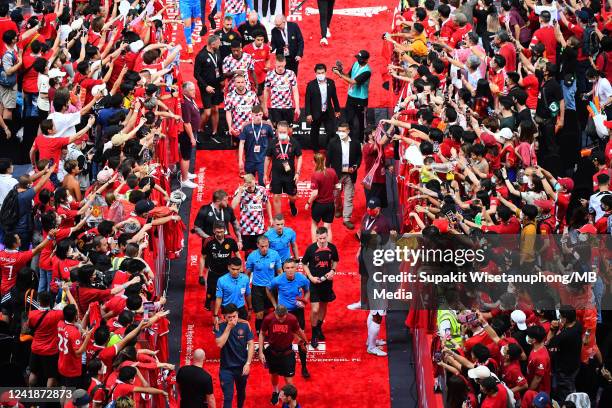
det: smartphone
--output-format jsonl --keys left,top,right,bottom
{"left": 143, "top": 301, "right": 154, "bottom": 319}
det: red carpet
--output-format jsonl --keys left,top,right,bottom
{"left": 179, "top": 149, "right": 392, "bottom": 407}
{"left": 167, "top": 0, "right": 398, "bottom": 108}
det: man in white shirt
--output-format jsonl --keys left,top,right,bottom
{"left": 48, "top": 92, "right": 99, "bottom": 138}
{"left": 0, "top": 158, "right": 17, "bottom": 207}
{"left": 589, "top": 173, "right": 612, "bottom": 221}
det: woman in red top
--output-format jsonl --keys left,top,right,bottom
{"left": 305, "top": 153, "right": 339, "bottom": 242}
{"left": 50, "top": 239, "right": 84, "bottom": 297}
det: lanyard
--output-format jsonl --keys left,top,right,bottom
{"left": 364, "top": 217, "right": 376, "bottom": 231}
{"left": 279, "top": 142, "right": 289, "bottom": 159}
{"left": 186, "top": 96, "right": 198, "bottom": 111}
{"left": 213, "top": 206, "right": 224, "bottom": 222}
{"left": 252, "top": 122, "right": 262, "bottom": 143}
{"left": 281, "top": 27, "right": 288, "bottom": 43}
{"left": 208, "top": 50, "right": 218, "bottom": 67}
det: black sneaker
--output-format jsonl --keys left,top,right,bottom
{"left": 301, "top": 366, "right": 311, "bottom": 379}
{"left": 311, "top": 331, "right": 319, "bottom": 349}
{"left": 200, "top": 26, "right": 208, "bottom": 36}
{"left": 208, "top": 13, "right": 217, "bottom": 30}
{"left": 211, "top": 135, "right": 222, "bottom": 144}
{"left": 290, "top": 202, "right": 298, "bottom": 216}
{"left": 270, "top": 391, "right": 279, "bottom": 405}
{"left": 318, "top": 327, "right": 325, "bottom": 341}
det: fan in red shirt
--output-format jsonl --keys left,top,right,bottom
{"left": 86, "top": 319, "right": 146, "bottom": 371}
{"left": 529, "top": 11, "right": 557, "bottom": 64}
{"left": 111, "top": 366, "right": 168, "bottom": 400}
{"left": 58, "top": 304, "right": 93, "bottom": 387}
{"left": 0, "top": 4, "right": 18, "bottom": 55}
{"left": 494, "top": 32, "right": 517, "bottom": 72}
{"left": 502, "top": 343, "right": 528, "bottom": 400}
{"left": 0, "top": 233, "right": 50, "bottom": 295}
{"left": 525, "top": 325, "right": 551, "bottom": 394}
{"left": 27, "top": 291, "right": 64, "bottom": 387}
{"left": 479, "top": 377, "right": 509, "bottom": 408}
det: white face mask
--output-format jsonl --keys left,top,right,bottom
{"left": 338, "top": 131, "right": 348, "bottom": 140}
{"left": 278, "top": 132, "right": 289, "bottom": 140}
{"left": 316, "top": 73, "right": 326, "bottom": 81}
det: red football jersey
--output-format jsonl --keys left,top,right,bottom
{"left": 0, "top": 249, "right": 33, "bottom": 295}
{"left": 57, "top": 321, "right": 84, "bottom": 377}
{"left": 28, "top": 309, "right": 64, "bottom": 356}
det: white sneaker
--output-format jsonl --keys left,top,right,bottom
{"left": 346, "top": 302, "right": 362, "bottom": 310}
{"left": 366, "top": 339, "right": 387, "bottom": 347}
{"left": 187, "top": 173, "right": 197, "bottom": 180}
{"left": 320, "top": 37, "right": 328, "bottom": 46}
{"left": 327, "top": 28, "right": 331, "bottom": 38}
{"left": 181, "top": 179, "right": 198, "bottom": 189}
{"left": 367, "top": 347, "right": 387, "bottom": 357}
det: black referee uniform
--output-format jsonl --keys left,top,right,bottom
{"left": 201, "top": 236, "right": 239, "bottom": 309}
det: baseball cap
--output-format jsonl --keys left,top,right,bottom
{"left": 557, "top": 177, "right": 574, "bottom": 191}
{"left": 111, "top": 132, "right": 131, "bottom": 146}
{"left": 576, "top": 10, "right": 590, "bottom": 22}
{"left": 97, "top": 167, "right": 114, "bottom": 184}
{"left": 467, "top": 365, "right": 491, "bottom": 379}
{"left": 92, "top": 84, "right": 107, "bottom": 97}
{"left": 129, "top": 40, "right": 144, "bottom": 53}
{"left": 533, "top": 199, "right": 554, "bottom": 212}
{"left": 510, "top": 310, "right": 527, "bottom": 330}
{"left": 48, "top": 68, "right": 66, "bottom": 79}
{"left": 72, "top": 389, "right": 91, "bottom": 407}
{"left": 367, "top": 197, "right": 381, "bottom": 208}
{"left": 532, "top": 392, "right": 550, "bottom": 408}
{"left": 578, "top": 223, "right": 597, "bottom": 234}
{"left": 135, "top": 199, "right": 155, "bottom": 215}
{"left": 495, "top": 128, "right": 513, "bottom": 141}
{"left": 355, "top": 50, "right": 370, "bottom": 60}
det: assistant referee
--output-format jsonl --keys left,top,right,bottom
{"left": 259, "top": 305, "right": 308, "bottom": 405}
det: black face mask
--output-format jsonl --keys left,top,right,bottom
{"left": 357, "top": 58, "right": 367, "bottom": 66}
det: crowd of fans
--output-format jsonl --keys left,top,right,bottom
{"left": 382, "top": 0, "right": 612, "bottom": 407}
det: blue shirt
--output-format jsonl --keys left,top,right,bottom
{"left": 214, "top": 321, "right": 253, "bottom": 369}
{"left": 562, "top": 79, "right": 576, "bottom": 111}
{"left": 239, "top": 122, "right": 274, "bottom": 164}
{"left": 264, "top": 227, "right": 296, "bottom": 262}
{"left": 246, "top": 248, "right": 282, "bottom": 287}
{"left": 215, "top": 272, "right": 251, "bottom": 308}
{"left": 268, "top": 273, "right": 309, "bottom": 311}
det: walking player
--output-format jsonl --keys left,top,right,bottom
{"left": 259, "top": 305, "right": 308, "bottom": 405}
{"left": 301, "top": 226, "right": 338, "bottom": 349}
{"left": 266, "top": 258, "right": 311, "bottom": 378}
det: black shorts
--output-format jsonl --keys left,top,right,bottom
{"left": 252, "top": 285, "right": 273, "bottom": 313}
{"left": 178, "top": 132, "right": 193, "bottom": 161}
{"left": 310, "top": 280, "right": 336, "bottom": 303}
{"left": 289, "top": 307, "right": 305, "bottom": 329}
{"left": 242, "top": 235, "right": 260, "bottom": 251}
{"left": 264, "top": 347, "right": 296, "bottom": 377}
{"left": 205, "top": 273, "right": 223, "bottom": 309}
{"left": 270, "top": 174, "right": 297, "bottom": 195}
{"left": 269, "top": 108, "right": 294, "bottom": 125}
{"left": 311, "top": 202, "right": 335, "bottom": 223}
{"left": 30, "top": 352, "right": 59, "bottom": 379}
{"left": 201, "top": 86, "right": 223, "bottom": 109}
{"left": 60, "top": 375, "right": 84, "bottom": 389}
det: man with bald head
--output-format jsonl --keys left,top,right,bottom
{"left": 270, "top": 15, "right": 304, "bottom": 76}
{"left": 238, "top": 10, "right": 268, "bottom": 46}
{"left": 176, "top": 348, "right": 216, "bottom": 408}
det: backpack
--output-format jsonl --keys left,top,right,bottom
{"left": 0, "top": 50, "right": 17, "bottom": 88}
{"left": 0, "top": 187, "right": 20, "bottom": 231}
{"left": 582, "top": 25, "right": 600, "bottom": 58}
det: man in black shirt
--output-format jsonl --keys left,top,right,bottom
{"left": 264, "top": 121, "right": 303, "bottom": 217}
{"left": 535, "top": 62, "right": 564, "bottom": 176}
{"left": 194, "top": 189, "right": 242, "bottom": 248}
{"left": 547, "top": 306, "right": 583, "bottom": 402}
{"left": 194, "top": 35, "right": 224, "bottom": 143}
{"left": 176, "top": 348, "right": 215, "bottom": 408}
{"left": 200, "top": 221, "right": 240, "bottom": 310}
{"left": 238, "top": 11, "right": 268, "bottom": 46}
{"left": 214, "top": 16, "right": 242, "bottom": 61}
{"left": 301, "top": 226, "right": 338, "bottom": 349}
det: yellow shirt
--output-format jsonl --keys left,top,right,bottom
{"left": 409, "top": 33, "right": 428, "bottom": 57}
{"left": 520, "top": 221, "right": 537, "bottom": 263}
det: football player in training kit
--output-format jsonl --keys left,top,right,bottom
{"left": 300, "top": 226, "right": 338, "bottom": 349}
{"left": 199, "top": 221, "right": 241, "bottom": 310}
{"left": 259, "top": 305, "right": 308, "bottom": 405}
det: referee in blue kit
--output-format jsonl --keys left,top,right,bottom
{"left": 214, "top": 257, "right": 252, "bottom": 330}
{"left": 266, "top": 258, "right": 311, "bottom": 378}
{"left": 246, "top": 236, "right": 282, "bottom": 336}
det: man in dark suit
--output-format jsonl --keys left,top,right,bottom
{"left": 305, "top": 63, "right": 341, "bottom": 152}
{"left": 270, "top": 15, "right": 304, "bottom": 76}
{"left": 326, "top": 123, "right": 362, "bottom": 229}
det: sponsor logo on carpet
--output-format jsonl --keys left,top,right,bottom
{"left": 305, "top": 6, "right": 388, "bottom": 17}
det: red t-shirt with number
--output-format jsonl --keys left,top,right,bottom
{"left": 28, "top": 309, "right": 64, "bottom": 355}
{"left": 0, "top": 249, "right": 34, "bottom": 295}
{"left": 58, "top": 321, "right": 84, "bottom": 377}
